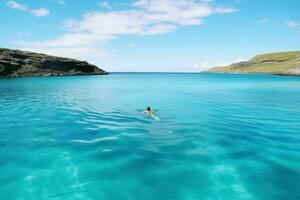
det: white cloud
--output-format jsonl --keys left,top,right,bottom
{"left": 6, "top": 1, "right": 50, "bottom": 17}
{"left": 214, "top": 6, "right": 237, "bottom": 14}
{"left": 258, "top": 18, "right": 270, "bottom": 24}
{"left": 98, "top": 1, "right": 112, "bottom": 9}
{"left": 6, "top": 1, "right": 27, "bottom": 11}
{"left": 132, "top": 0, "right": 214, "bottom": 25}
{"left": 14, "top": 33, "right": 113, "bottom": 59}
{"left": 17, "top": 32, "right": 32, "bottom": 37}
{"left": 57, "top": 0, "right": 65, "bottom": 5}
{"left": 17, "top": 0, "right": 236, "bottom": 59}
{"left": 65, "top": 0, "right": 236, "bottom": 36}
{"left": 129, "top": 43, "right": 137, "bottom": 48}
{"left": 50, "top": 0, "right": 65, "bottom": 5}
{"left": 21, "top": 47, "right": 110, "bottom": 59}
{"left": 15, "top": 33, "right": 114, "bottom": 51}
{"left": 286, "top": 20, "right": 299, "bottom": 29}
{"left": 31, "top": 8, "right": 50, "bottom": 17}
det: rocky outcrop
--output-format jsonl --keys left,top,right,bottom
{"left": 0, "top": 48, "right": 108, "bottom": 77}
{"left": 274, "top": 67, "right": 300, "bottom": 76}
{"left": 208, "top": 51, "right": 300, "bottom": 76}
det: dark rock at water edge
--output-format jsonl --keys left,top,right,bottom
{"left": 0, "top": 48, "right": 108, "bottom": 77}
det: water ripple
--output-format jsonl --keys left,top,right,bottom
{"left": 71, "top": 136, "right": 118, "bottom": 144}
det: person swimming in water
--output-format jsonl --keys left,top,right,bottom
{"left": 144, "top": 106, "right": 152, "bottom": 115}
{"left": 144, "top": 106, "right": 160, "bottom": 121}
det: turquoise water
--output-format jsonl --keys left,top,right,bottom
{"left": 0, "top": 73, "right": 300, "bottom": 199}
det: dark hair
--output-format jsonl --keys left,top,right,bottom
{"left": 146, "top": 106, "right": 151, "bottom": 111}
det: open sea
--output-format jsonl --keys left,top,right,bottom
{"left": 0, "top": 73, "right": 300, "bottom": 200}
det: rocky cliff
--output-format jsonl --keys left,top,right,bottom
{"left": 208, "top": 51, "right": 300, "bottom": 76}
{"left": 0, "top": 48, "right": 108, "bottom": 77}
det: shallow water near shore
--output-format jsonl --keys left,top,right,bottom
{"left": 0, "top": 73, "right": 300, "bottom": 199}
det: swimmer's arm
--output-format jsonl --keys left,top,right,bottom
{"left": 143, "top": 110, "right": 151, "bottom": 116}
{"left": 150, "top": 113, "right": 160, "bottom": 121}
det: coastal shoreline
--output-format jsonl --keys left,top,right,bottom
{"left": 208, "top": 51, "right": 300, "bottom": 76}
{"left": 0, "top": 48, "right": 108, "bottom": 78}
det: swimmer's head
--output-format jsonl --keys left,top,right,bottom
{"left": 146, "top": 106, "right": 151, "bottom": 111}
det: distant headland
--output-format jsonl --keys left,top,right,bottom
{"left": 208, "top": 51, "right": 300, "bottom": 76}
{"left": 0, "top": 48, "right": 108, "bottom": 78}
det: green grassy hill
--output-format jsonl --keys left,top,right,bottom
{"left": 208, "top": 51, "right": 300, "bottom": 76}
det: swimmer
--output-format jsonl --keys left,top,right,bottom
{"left": 144, "top": 106, "right": 153, "bottom": 115}
{"left": 144, "top": 106, "right": 160, "bottom": 121}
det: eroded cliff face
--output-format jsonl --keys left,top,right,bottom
{"left": 0, "top": 48, "right": 108, "bottom": 77}
{"left": 274, "top": 67, "right": 300, "bottom": 76}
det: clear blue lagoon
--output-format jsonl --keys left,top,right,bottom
{"left": 0, "top": 73, "right": 300, "bottom": 199}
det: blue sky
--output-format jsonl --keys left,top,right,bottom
{"left": 0, "top": 0, "right": 300, "bottom": 72}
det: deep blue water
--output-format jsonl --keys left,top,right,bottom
{"left": 0, "top": 73, "right": 300, "bottom": 199}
